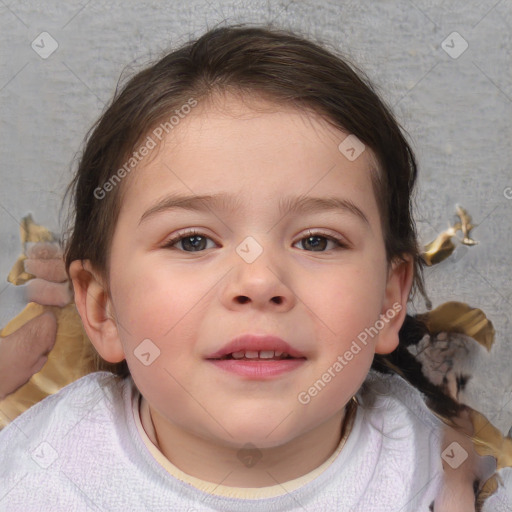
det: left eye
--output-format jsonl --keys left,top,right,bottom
{"left": 293, "top": 231, "right": 347, "bottom": 252}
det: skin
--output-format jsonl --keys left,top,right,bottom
{"left": 0, "top": 242, "right": 67, "bottom": 401}
{"left": 25, "top": 279, "right": 72, "bottom": 307}
{"left": 70, "top": 92, "right": 414, "bottom": 487}
{"left": 0, "top": 311, "right": 57, "bottom": 401}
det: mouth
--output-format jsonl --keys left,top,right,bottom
{"left": 209, "top": 350, "right": 303, "bottom": 361}
{"left": 206, "top": 336, "right": 307, "bottom": 378}
{"left": 205, "top": 334, "right": 307, "bottom": 361}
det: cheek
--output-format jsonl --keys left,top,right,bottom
{"left": 304, "top": 263, "right": 387, "bottom": 339}
{"left": 110, "top": 255, "right": 189, "bottom": 334}
{"left": 110, "top": 264, "right": 204, "bottom": 403}
{"left": 109, "top": 257, "right": 215, "bottom": 376}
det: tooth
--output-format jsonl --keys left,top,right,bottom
{"left": 232, "top": 351, "right": 245, "bottom": 359}
{"left": 244, "top": 351, "right": 259, "bottom": 359}
{"left": 281, "top": 353, "right": 290, "bottom": 358}
{"left": 259, "top": 350, "right": 275, "bottom": 359}
{"left": 274, "top": 351, "right": 283, "bottom": 357}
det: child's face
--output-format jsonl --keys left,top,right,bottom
{"left": 89, "top": 93, "right": 410, "bottom": 448}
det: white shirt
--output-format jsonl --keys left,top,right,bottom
{"left": 0, "top": 369, "right": 508, "bottom": 511}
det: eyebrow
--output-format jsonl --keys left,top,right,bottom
{"left": 139, "top": 192, "right": 370, "bottom": 226}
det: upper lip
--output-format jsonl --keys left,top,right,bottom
{"left": 206, "top": 334, "right": 306, "bottom": 359}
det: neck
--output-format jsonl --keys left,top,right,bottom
{"left": 144, "top": 400, "right": 356, "bottom": 488}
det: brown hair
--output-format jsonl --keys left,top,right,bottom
{"left": 63, "top": 23, "right": 428, "bottom": 379}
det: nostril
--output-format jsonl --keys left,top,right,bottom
{"left": 234, "top": 296, "right": 283, "bottom": 304}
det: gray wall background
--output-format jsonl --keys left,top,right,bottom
{"left": 1, "top": 1, "right": 511, "bottom": 431}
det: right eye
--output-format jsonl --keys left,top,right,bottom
{"left": 162, "top": 230, "right": 218, "bottom": 252}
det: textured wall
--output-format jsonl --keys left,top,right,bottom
{"left": 0, "top": 0, "right": 511, "bottom": 429}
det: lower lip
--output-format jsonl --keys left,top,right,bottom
{"left": 207, "top": 358, "right": 306, "bottom": 378}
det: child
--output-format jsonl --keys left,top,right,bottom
{"left": 0, "top": 24, "right": 508, "bottom": 511}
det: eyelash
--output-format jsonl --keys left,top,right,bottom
{"left": 162, "top": 229, "right": 349, "bottom": 252}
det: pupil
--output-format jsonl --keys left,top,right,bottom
{"left": 183, "top": 236, "right": 206, "bottom": 251}
{"left": 304, "top": 236, "right": 326, "bottom": 251}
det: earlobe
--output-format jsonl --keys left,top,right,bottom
{"left": 374, "top": 255, "right": 414, "bottom": 355}
{"left": 69, "top": 259, "right": 125, "bottom": 363}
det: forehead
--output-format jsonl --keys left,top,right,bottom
{"left": 119, "top": 92, "right": 381, "bottom": 228}
{"left": 158, "top": 91, "right": 366, "bottom": 161}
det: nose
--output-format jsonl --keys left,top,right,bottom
{"left": 221, "top": 243, "right": 296, "bottom": 312}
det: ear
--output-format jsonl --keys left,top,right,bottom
{"left": 374, "top": 255, "right": 414, "bottom": 355}
{"left": 69, "top": 259, "right": 125, "bottom": 363}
